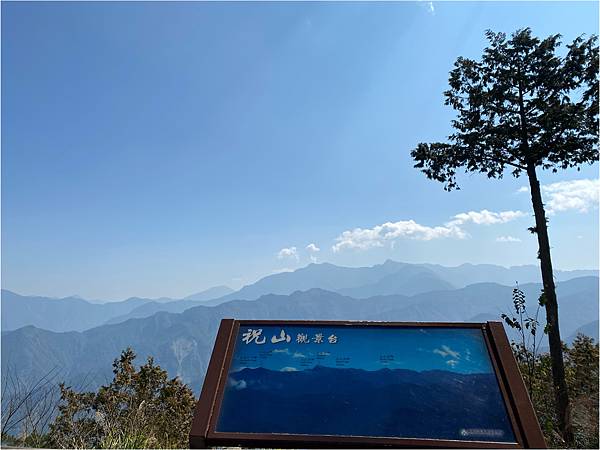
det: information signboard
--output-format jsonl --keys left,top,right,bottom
{"left": 189, "top": 320, "right": 545, "bottom": 448}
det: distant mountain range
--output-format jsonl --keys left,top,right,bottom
{"left": 205, "top": 260, "right": 597, "bottom": 304}
{"left": 218, "top": 366, "right": 514, "bottom": 442}
{"left": 1, "top": 291, "right": 154, "bottom": 333}
{"left": 183, "top": 285, "right": 234, "bottom": 301}
{"left": 1, "top": 285, "right": 233, "bottom": 332}
{"left": 2, "top": 271, "right": 597, "bottom": 393}
{"left": 3, "top": 261, "right": 596, "bottom": 332}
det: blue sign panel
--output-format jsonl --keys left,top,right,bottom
{"left": 215, "top": 324, "right": 516, "bottom": 442}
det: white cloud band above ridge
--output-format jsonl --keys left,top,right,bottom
{"left": 447, "top": 209, "right": 526, "bottom": 226}
{"left": 306, "top": 243, "right": 321, "bottom": 263}
{"left": 517, "top": 178, "right": 599, "bottom": 214}
{"left": 496, "top": 236, "right": 522, "bottom": 243}
{"left": 332, "top": 219, "right": 466, "bottom": 252}
{"left": 277, "top": 247, "right": 299, "bottom": 260}
{"left": 306, "top": 243, "right": 320, "bottom": 253}
{"left": 543, "top": 179, "right": 599, "bottom": 214}
{"left": 332, "top": 209, "right": 526, "bottom": 253}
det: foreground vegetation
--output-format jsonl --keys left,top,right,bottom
{"left": 2, "top": 349, "right": 195, "bottom": 449}
{"left": 411, "top": 27, "right": 598, "bottom": 445}
{"left": 2, "top": 336, "right": 597, "bottom": 448}
{"left": 503, "top": 285, "right": 599, "bottom": 448}
{"left": 513, "top": 335, "right": 599, "bottom": 448}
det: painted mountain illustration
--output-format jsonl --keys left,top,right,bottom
{"left": 217, "top": 366, "right": 515, "bottom": 442}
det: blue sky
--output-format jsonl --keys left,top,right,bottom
{"left": 229, "top": 325, "right": 493, "bottom": 374}
{"left": 2, "top": 1, "right": 598, "bottom": 299}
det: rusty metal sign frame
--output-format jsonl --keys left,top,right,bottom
{"left": 189, "top": 319, "right": 546, "bottom": 448}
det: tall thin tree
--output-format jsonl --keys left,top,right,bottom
{"left": 410, "top": 28, "right": 598, "bottom": 444}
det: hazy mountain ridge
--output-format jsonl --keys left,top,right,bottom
{"left": 1, "top": 285, "right": 232, "bottom": 332}
{"left": 566, "top": 320, "right": 599, "bottom": 344}
{"left": 2, "top": 276, "right": 596, "bottom": 394}
{"left": 103, "top": 299, "right": 208, "bottom": 326}
{"left": 3, "top": 262, "right": 596, "bottom": 332}
{"left": 183, "top": 285, "right": 234, "bottom": 301}
{"left": 336, "top": 265, "right": 455, "bottom": 298}
{"left": 209, "top": 260, "right": 597, "bottom": 304}
{"left": 0, "top": 290, "right": 155, "bottom": 332}
{"left": 420, "top": 263, "right": 597, "bottom": 287}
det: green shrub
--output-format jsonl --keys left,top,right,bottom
{"left": 48, "top": 348, "right": 196, "bottom": 449}
{"left": 514, "top": 335, "right": 599, "bottom": 449}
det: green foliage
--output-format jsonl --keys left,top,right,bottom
{"left": 1, "top": 431, "right": 54, "bottom": 448}
{"left": 411, "top": 27, "right": 598, "bottom": 446}
{"left": 48, "top": 348, "right": 196, "bottom": 449}
{"left": 411, "top": 28, "right": 598, "bottom": 190}
{"left": 514, "top": 336, "right": 599, "bottom": 449}
{"left": 503, "top": 287, "right": 599, "bottom": 448}
{"left": 502, "top": 285, "right": 544, "bottom": 396}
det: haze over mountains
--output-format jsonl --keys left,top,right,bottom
{"left": 202, "top": 260, "right": 597, "bottom": 304}
{"left": 1, "top": 285, "right": 234, "bottom": 332}
{"left": 2, "top": 260, "right": 597, "bottom": 394}
{"left": 3, "top": 260, "right": 596, "bottom": 332}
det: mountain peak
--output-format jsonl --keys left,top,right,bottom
{"left": 289, "top": 288, "right": 343, "bottom": 298}
{"left": 184, "top": 285, "right": 235, "bottom": 301}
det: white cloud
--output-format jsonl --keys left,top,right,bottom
{"left": 270, "top": 267, "right": 294, "bottom": 274}
{"left": 433, "top": 345, "right": 460, "bottom": 359}
{"left": 272, "top": 348, "right": 289, "bottom": 354}
{"left": 332, "top": 209, "right": 526, "bottom": 253}
{"left": 447, "top": 210, "right": 526, "bottom": 226}
{"left": 228, "top": 379, "right": 247, "bottom": 390}
{"left": 542, "top": 179, "right": 599, "bottom": 214}
{"left": 306, "top": 243, "right": 320, "bottom": 252}
{"left": 306, "top": 243, "right": 320, "bottom": 263}
{"left": 465, "top": 349, "right": 472, "bottom": 362}
{"left": 418, "top": 0, "right": 435, "bottom": 15}
{"left": 332, "top": 220, "right": 466, "bottom": 252}
{"left": 517, "top": 178, "right": 599, "bottom": 214}
{"left": 496, "top": 235, "right": 522, "bottom": 243}
{"left": 446, "top": 359, "right": 459, "bottom": 368}
{"left": 277, "top": 246, "right": 299, "bottom": 261}
{"left": 280, "top": 366, "right": 298, "bottom": 372}
{"left": 292, "top": 352, "right": 306, "bottom": 358}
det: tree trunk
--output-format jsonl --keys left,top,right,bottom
{"left": 526, "top": 164, "right": 573, "bottom": 445}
